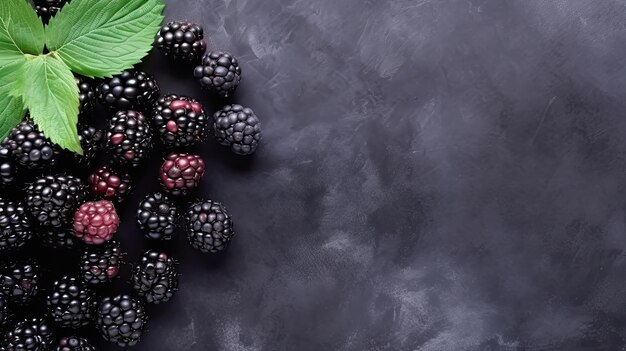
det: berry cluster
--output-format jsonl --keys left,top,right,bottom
{"left": 0, "top": 16, "right": 261, "bottom": 350}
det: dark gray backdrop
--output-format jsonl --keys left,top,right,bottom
{"left": 107, "top": 0, "right": 626, "bottom": 350}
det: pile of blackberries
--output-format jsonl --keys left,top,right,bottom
{"left": 0, "top": 14, "right": 262, "bottom": 350}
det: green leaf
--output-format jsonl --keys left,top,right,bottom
{"left": 0, "top": 60, "right": 26, "bottom": 140}
{"left": 0, "top": 0, "right": 45, "bottom": 62}
{"left": 21, "top": 55, "right": 82, "bottom": 154}
{"left": 45, "top": 0, "right": 164, "bottom": 78}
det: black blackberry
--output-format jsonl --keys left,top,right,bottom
{"left": 1, "top": 318, "right": 53, "bottom": 351}
{"left": 0, "top": 199, "right": 31, "bottom": 252}
{"left": 136, "top": 193, "right": 177, "bottom": 241}
{"left": 98, "top": 70, "right": 160, "bottom": 111}
{"left": 80, "top": 241, "right": 122, "bottom": 285}
{"left": 131, "top": 250, "right": 178, "bottom": 304}
{"left": 105, "top": 110, "right": 153, "bottom": 167}
{"left": 97, "top": 294, "right": 147, "bottom": 347}
{"left": 5, "top": 121, "right": 60, "bottom": 170}
{"left": 25, "top": 174, "right": 87, "bottom": 228}
{"left": 37, "top": 227, "right": 78, "bottom": 250}
{"left": 0, "top": 296, "right": 12, "bottom": 329}
{"left": 193, "top": 51, "right": 242, "bottom": 97}
{"left": 55, "top": 336, "right": 97, "bottom": 351}
{"left": 76, "top": 76, "right": 96, "bottom": 115}
{"left": 152, "top": 94, "right": 208, "bottom": 148}
{"left": 73, "top": 125, "right": 103, "bottom": 166}
{"left": 0, "top": 262, "right": 38, "bottom": 306}
{"left": 212, "top": 104, "right": 262, "bottom": 155}
{"left": 185, "top": 199, "right": 234, "bottom": 253}
{"left": 34, "top": 0, "right": 68, "bottom": 23}
{"left": 155, "top": 21, "right": 207, "bottom": 62}
{"left": 46, "top": 276, "right": 96, "bottom": 329}
{"left": 0, "top": 144, "right": 18, "bottom": 188}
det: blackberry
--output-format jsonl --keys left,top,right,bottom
{"left": 1, "top": 318, "right": 53, "bottom": 351}
{"left": 88, "top": 165, "right": 131, "bottom": 202}
{"left": 213, "top": 104, "right": 262, "bottom": 155}
{"left": 73, "top": 200, "right": 119, "bottom": 245}
{"left": 34, "top": 0, "right": 68, "bottom": 23}
{"left": 136, "top": 193, "right": 177, "bottom": 241}
{"left": 159, "top": 153, "right": 205, "bottom": 196}
{"left": 98, "top": 70, "right": 160, "bottom": 111}
{"left": 0, "top": 262, "right": 38, "bottom": 306}
{"left": 5, "top": 121, "right": 60, "bottom": 170}
{"left": 37, "top": 227, "right": 78, "bottom": 250}
{"left": 155, "top": 21, "right": 207, "bottom": 62}
{"left": 185, "top": 199, "right": 234, "bottom": 253}
{"left": 46, "top": 277, "right": 96, "bottom": 328}
{"left": 80, "top": 240, "right": 122, "bottom": 285}
{"left": 0, "top": 296, "right": 12, "bottom": 329}
{"left": 131, "top": 250, "right": 178, "bottom": 304}
{"left": 152, "top": 94, "right": 208, "bottom": 148}
{"left": 0, "top": 145, "right": 18, "bottom": 188}
{"left": 76, "top": 76, "right": 96, "bottom": 115}
{"left": 194, "top": 51, "right": 241, "bottom": 97}
{"left": 25, "top": 174, "right": 87, "bottom": 228}
{"left": 105, "top": 110, "right": 153, "bottom": 167}
{"left": 73, "top": 125, "right": 102, "bottom": 166}
{"left": 0, "top": 199, "right": 31, "bottom": 252}
{"left": 55, "top": 336, "right": 97, "bottom": 351}
{"left": 97, "top": 294, "right": 147, "bottom": 347}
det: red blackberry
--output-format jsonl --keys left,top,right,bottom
{"left": 0, "top": 262, "right": 38, "bottom": 306}
{"left": 46, "top": 276, "right": 96, "bottom": 329}
{"left": 97, "top": 294, "right": 147, "bottom": 347}
{"left": 72, "top": 125, "right": 103, "bottom": 166}
{"left": 37, "top": 227, "right": 78, "bottom": 250}
{"left": 55, "top": 336, "right": 97, "bottom": 351}
{"left": 5, "top": 121, "right": 60, "bottom": 170}
{"left": 193, "top": 51, "right": 242, "bottom": 97}
{"left": 159, "top": 153, "right": 205, "bottom": 196}
{"left": 131, "top": 250, "right": 179, "bottom": 304}
{"left": 1, "top": 318, "right": 53, "bottom": 351}
{"left": 105, "top": 110, "right": 153, "bottom": 167}
{"left": 155, "top": 21, "right": 207, "bottom": 62}
{"left": 34, "top": 0, "right": 68, "bottom": 23}
{"left": 0, "top": 144, "right": 18, "bottom": 188}
{"left": 98, "top": 70, "right": 160, "bottom": 111}
{"left": 136, "top": 193, "right": 178, "bottom": 241}
{"left": 152, "top": 94, "right": 208, "bottom": 148}
{"left": 0, "top": 199, "right": 31, "bottom": 252}
{"left": 87, "top": 165, "right": 132, "bottom": 202}
{"left": 80, "top": 240, "right": 122, "bottom": 285}
{"left": 213, "top": 104, "right": 262, "bottom": 155}
{"left": 25, "top": 175, "right": 87, "bottom": 228}
{"left": 185, "top": 199, "right": 234, "bottom": 253}
{"left": 73, "top": 200, "right": 119, "bottom": 245}
{"left": 76, "top": 76, "right": 96, "bottom": 115}
{"left": 0, "top": 296, "right": 12, "bottom": 329}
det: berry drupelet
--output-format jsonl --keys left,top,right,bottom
{"left": 34, "top": 0, "right": 68, "bottom": 23}
{"left": 73, "top": 200, "right": 119, "bottom": 245}
{"left": 55, "top": 336, "right": 97, "bottom": 351}
{"left": 37, "top": 227, "right": 78, "bottom": 250}
{"left": 0, "top": 145, "right": 18, "bottom": 188}
{"left": 0, "top": 262, "right": 38, "bottom": 306}
{"left": 80, "top": 240, "right": 122, "bottom": 285}
{"left": 185, "top": 199, "right": 234, "bottom": 253}
{"left": 46, "top": 276, "right": 96, "bottom": 329}
{"left": 212, "top": 104, "right": 262, "bottom": 155}
{"left": 155, "top": 21, "right": 207, "bottom": 62}
{"left": 159, "top": 153, "right": 205, "bottom": 196}
{"left": 98, "top": 70, "right": 160, "bottom": 111}
{"left": 1, "top": 318, "right": 54, "bottom": 351}
{"left": 152, "top": 94, "right": 208, "bottom": 148}
{"left": 0, "top": 199, "right": 31, "bottom": 252}
{"left": 106, "top": 110, "right": 153, "bottom": 167}
{"left": 25, "top": 174, "right": 87, "bottom": 228}
{"left": 73, "top": 125, "right": 103, "bottom": 166}
{"left": 136, "top": 192, "right": 178, "bottom": 241}
{"left": 194, "top": 51, "right": 242, "bottom": 97}
{"left": 97, "top": 294, "right": 147, "bottom": 347}
{"left": 5, "top": 121, "right": 60, "bottom": 170}
{"left": 76, "top": 76, "right": 96, "bottom": 115}
{"left": 88, "top": 165, "right": 132, "bottom": 202}
{"left": 131, "top": 250, "right": 179, "bottom": 304}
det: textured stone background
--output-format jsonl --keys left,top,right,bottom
{"left": 105, "top": 0, "right": 626, "bottom": 350}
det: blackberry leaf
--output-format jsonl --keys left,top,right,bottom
{"left": 0, "top": 0, "right": 45, "bottom": 58}
{"left": 0, "top": 61, "right": 26, "bottom": 140}
{"left": 45, "top": 0, "right": 165, "bottom": 78}
{"left": 21, "top": 55, "right": 82, "bottom": 154}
